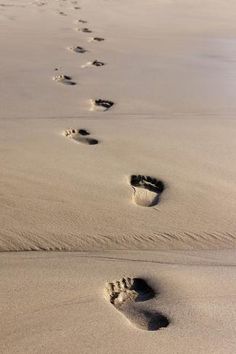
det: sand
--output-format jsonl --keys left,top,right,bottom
{"left": 1, "top": 0, "right": 236, "bottom": 353}
{"left": 1, "top": 251, "right": 236, "bottom": 353}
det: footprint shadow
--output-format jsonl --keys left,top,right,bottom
{"left": 131, "top": 278, "right": 156, "bottom": 302}
{"left": 145, "top": 310, "right": 170, "bottom": 331}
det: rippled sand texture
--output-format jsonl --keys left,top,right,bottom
{"left": 1, "top": 1, "right": 236, "bottom": 353}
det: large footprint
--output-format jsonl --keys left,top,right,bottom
{"left": 130, "top": 175, "right": 165, "bottom": 207}
{"left": 105, "top": 277, "right": 169, "bottom": 331}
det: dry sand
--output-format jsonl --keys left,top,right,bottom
{"left": 1, "top": 251, "right": 236, "bottom": 354}
{"left": 1, "top": 0, "right": 236, "bottom": 353}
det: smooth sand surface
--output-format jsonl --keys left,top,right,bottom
{"left": 1, "top": 0, "right": 236, "bottom": 353}
{"left": 1, "top": 251, "right": 236, "bottom": 354}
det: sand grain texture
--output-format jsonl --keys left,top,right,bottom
{"left": 1, "top": 0, "right": 236, "bottom": 353}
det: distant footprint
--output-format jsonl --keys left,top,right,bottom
{"left": 105, "top": 277, "right": 169, "bottom": 331}
{"left": 88, "top": 37, "right": 105, "bottom": 42}
{"left": 90, "top": 99, "right": 114, "bottom": 111}
{"left": 81, "top": 60, "right": 105, "bottom": 68}
{"left": 130, "top": 175, "right": 165, "bottom": 207}
{"left": 79, "top": 27, "right": 92, "bottom": 33}
{"left": 77, "top": 19, "right": 87, "bottom": 24}
{"left": 58, "top": 11, "right": 67, "bottom": 16}
{"left": 33, "top": 1, "right": 46, "bottom": 6}
{"left": 68, "top": 46, "right": 87, "bottom": 54}
{"left": 53, "top": 74, "right": 76, "bottom": 85}
{"left": 64, "top": 128, "right": 98, "bottom": 145}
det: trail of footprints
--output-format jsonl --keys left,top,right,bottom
{"left": 55, "top": 4, "right": 165, "bottom": 205}
{"left": 54, "top": 4, "right": 166, "bottom": 209}
{"left": 53, "top": 3, "right": 112, "bottom": 110}
{"left": 52, "top": 1, "right": 169, "bottom": 331}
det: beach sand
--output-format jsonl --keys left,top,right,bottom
{"left": 1, "top": 0, "right": 236, "bottom": 353}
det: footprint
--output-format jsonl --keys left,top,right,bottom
{"left": 92, "top": 60, "right": 105, "bottom": 66}
{"left": 77, "top": 19, "right": 87, "bottom": 24}
{"left": 53, "top": 74, "right": 76, "bottom": 85}
{"left": 81, "top": 60, "right": 105, "bottom": 68}
{"left": 68, "top": 46, "right": 87, "bottom": 53}
{"left": 33, "top": 1, "right": 46, "bottom": 6}
{"left": 105, "top": 277, "right": 169, "bottom": 331}
{"left": 90, "top": 99, "right": 114, "bottom": 111}
{"left": 80, "top": 27, "right": 92, "bottom": 33}
{"left": 64, "top": 128, "right": 98, "bottom": 145}
{"left": 130, "top": 175, "right": 165, "bottom": 207}
{"left": 58, "top": 11, "right": 67, "bottom": 16}
{"left": 88, "top": 37, "right": 105, "bottom": 42}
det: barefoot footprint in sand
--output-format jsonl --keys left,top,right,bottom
{"left": 81, "top": 60, "right": 105, "bottom": 68}
{"left": 88, "top": 37, "right": 105, "bottom": 42}
{"left": 58, "top": 11, "right": 67, "bottom": 16}
{"left": 64, "top": 128, "right": 98, "bottom": 145}
{"left": 53, "top": 74, "right": 76, "bottom": 85}
{"left": 90, "top": 99, "right": 114, "bottom": 111}
{"left": 77, "top": 19, "right": 87, "bottom": 24}
{"left": 130, "top": 175, "right": 165, "bottom": 207}
{"left": 68, "top": 46, "right": 87, "bottom": 54}
{"left": 79, "top": 27, "right": 92, "bottom": 33}
{"left": 105, "top": 277, "right": 169, "bottom": 331}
